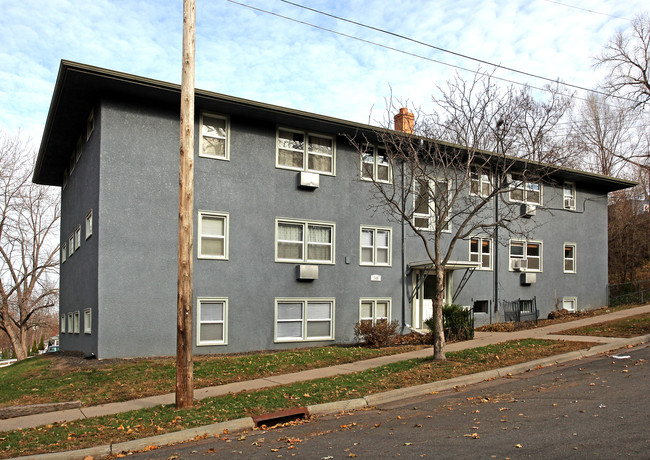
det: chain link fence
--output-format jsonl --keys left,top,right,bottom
{"left": 608, "top": 280, "right": 650, "bottom": 307}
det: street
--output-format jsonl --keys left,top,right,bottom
{"left": 127, "top": 344, "right": 649, "bottom": 459}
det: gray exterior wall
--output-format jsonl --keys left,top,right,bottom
{"left": 57, "top": 94, "right": 612, "bottom": 359}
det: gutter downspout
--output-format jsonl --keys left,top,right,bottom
{"left": 401, "top": 160, "right": 406, "bottom": 333}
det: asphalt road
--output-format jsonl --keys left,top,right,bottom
{"left": 128, "top": 344, "right": 649, "bottom": 459}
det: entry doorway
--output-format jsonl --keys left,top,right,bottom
{"left": 412, "top": 270, "right": 452, "bottom": 330}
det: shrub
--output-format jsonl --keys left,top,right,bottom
{"left": 1, "top": 348, "right": 8, "bottom": 359}
{"left": 424, "top": 305, "right": 474, "bottom": 342}
{"left": 39, "top": 336, "right": 45, "bottom": 351}
{"left": 354, "top": 320, "right": 400, "bottom": 348}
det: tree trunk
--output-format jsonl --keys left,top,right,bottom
{"left": 5, "top": 321, "right": 27, "bottom": 360}
{"left": 432, "top": 265, "right": 446, "bottom": 360}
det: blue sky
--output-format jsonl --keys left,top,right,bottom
{"left": 0, "top": 0, "right": 647, "bottom": 148}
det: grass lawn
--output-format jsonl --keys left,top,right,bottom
{"left": 0, "top": 345, "right": 424, "bottom": 408}
{"left": 0, "top": 339, "right": 593, "bottom": 459}
{"left": 559, "top": 313, "right": 650, "bottom": 337}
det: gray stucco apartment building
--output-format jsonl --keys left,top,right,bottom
{"left": 33, "top": 61, "right": 634, "bottom": 359}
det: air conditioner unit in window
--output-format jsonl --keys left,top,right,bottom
{"left": 511, "top": 258, "right": 528, "bottom": 271}
{"left": 297, "top": 171, "right": 319, "bottom": 189}
{"left": 521, "top": 203, "right": 536, "bottom": 218}
{"left": 297, "top": 264, "right": 318, "bottom": 280}
{"left": 564, "top": 198, "right": 575, "bottom": 209}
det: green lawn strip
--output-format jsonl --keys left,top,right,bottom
{"left": 559, "top": 313, "right": 650, "bottom": 338}
{"left": 0, "top": 339, "right": 590, "bottom": 458}
{"left": 0, "top": 346, "right": 419, "bottom": 408}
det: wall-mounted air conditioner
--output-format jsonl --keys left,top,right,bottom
{"left": 297, "top": 264, "right": 318, "bottom": 280}
{"left": 564, "top": 198, "right": 575, "bottom": 209}
{"left": 520, "top": 272, "right": 536, "bottom": 285}
{"left": 297, "top": 172, "right": 319, "bottom": 190}
{"left": 511, "top": 258, "right": 528, "bottom": 271}
{"left": 521, "top": 203, "right": 536, "bottom": 218}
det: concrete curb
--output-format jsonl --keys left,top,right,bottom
{"left": 15, "top": 334, "right": 649, "bottom": 459}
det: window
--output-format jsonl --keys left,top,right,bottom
{"left": 60, "top": 315, "right": 66, "bottom": 334}
{"left": 277, "top": 128, "right": 334, "bottom": 175}
{"left": 564, "top": 243, "right": 576, "bottom": 273}
{"left": 473, "top": 300, "right": 489, "bottom": 314}
{"left": 413, "top": 178, "right": 451, "bottom": 231}
{"left": 86, "top": 109, "right": 94, "bottom": 141}
{"left": 74, "top": 137, "right": 82, "bottom": 163}
{"left": 198, "top": 211, "right": 229, "bottom": 259}
{"left": 85, "top": 210, "right": 93, "bottom": 239}
{"left": 509, "top": 240, "right": 542, "bottom": 271}
{"left": 563, "top": 182, "right": 576, "bottom": 210}
{"left": 84, "top": 309, "right": 92, "bottom": 334}
{"left": 275, "top": 299, "right": 334, "bottom": 342}
{"left": 563, "top": 297, "right": 577, "bottom": 312}
{"left": 67, "top": 312, "right": 73, "bottom": 334}
{"left": 470, "top": 167, "right": 491, "bottom": 197}
{"left": 276, "top": 219, "right": 335, "bottom": 264}
{"left": 361, "top": 145, "right": 391, "bottom": 183}
{"left": 197, "top": 298, "right": 227, "bottom": 345}
{"left": 75, "top": 225, "right": 81, "bottom": 250}
{"left": 68, "top": 234, "right": 74, "bottom": 257}
{"left": 200, "top": 113, "right": 229, "bottom": 160}
{"left": 73, "top": 311, "right": 80, "bottom": 334}
{"left": 61, "top": 243, "right": 67, "bottom": 264}
{"left": 509, "top": 174, "right": 541, "bottom": 205}
{"left": 359, "top": 299, "right": 390, "bottom": 325}
{"left": 360, "top": 227, "right": 391, "bottom": 266}
{"left": 469, "top": 237, "right": 492, "bottom": 270}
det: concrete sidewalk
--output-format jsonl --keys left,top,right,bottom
{"left": 2, "top": 304, "right": 649, "bottom": 435}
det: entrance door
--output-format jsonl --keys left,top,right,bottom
{"left": 413, "top": 270, "right": 447, "bottom": 330}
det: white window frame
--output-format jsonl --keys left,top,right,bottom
{"left": 61, "top": 243, "right": 67, "bottom": 264}
{"left": 509, "top": 174, "right": 542, "bottom": 205}
{"left": 564, "top": 243, "right": 576, "bottom": 274}
{"left": 85, "top": 210, "right": 93, "bottom": 240}
{"left": 199, "top": 112, "right": 230, "bottom": 160}
{"left": 509, "top": 239, "right": 543, "bottom": 272}
{"left": 196, "top": 298, "right": 228, "bottom": 346}
{"left": 562, "top": 296, "right": 577, "bottom": 312}
{"left": 360, "top": 226, "right": 392, "bottom": 266}
{"left": 469, "top": 166, "right": 492, "bottom": 198}
{"left": 60, "top": 315, "right": 66, "bottom": 334}
{"left": 198, "top": 211, "right": 229, "bottom": 260}
{"left": 275, "top": 218, "right": 335, "bottom": 264}
{"left": 84, "top": 308, "right": 92, "bottom": 334}
{"left": 360, "top": 144, "right": 391, "bottom": 183}
{"left": 68, "top": 234, "right": 75, "bottom": 257}
{"left": 563, "top": 182, "right": 576, "bottom": 210}
{"left": 276, "top": 127, "right": 335, "bottom": 176}
{"left": 67, "top": 312, "right": 73, "bottom": 334}
{"left": 86, "top": 109, "right": 94, "bottom": 141}
{"left": 73, "top": 311, "right": 80, "bottom": 334}
{"left": 75, "top": 225, "right": 82, "bottom": 250}
{"left": 275, "top": 298, "right": 335, "bottom": 342}
{"left": 469, "top": 237, "right": 492, "bottom": 270}
{"left": 359, "top": 298, "right": 391, "bottom": 325}
{"left": 413, "top": 178, "right": 452, "bottom": 232}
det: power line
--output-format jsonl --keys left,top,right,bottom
{"left": 276, "top": 0, "right": 637, "bottom": 104}
{"left": 539, "top": 0, "right": 631, "bottom": 21}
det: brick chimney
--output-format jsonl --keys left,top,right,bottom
{"left": 393, "top": 108, "right": 414, "bottom": 134}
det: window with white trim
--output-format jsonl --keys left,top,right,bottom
{"left": 85, "top": 210, "right": 93, "bottom": 239}
{"left": 413, "top": 178, "right": 451, "bottom": 231}
{"left": 473, "top": 300, "right": 489, "bottom": 314}
{"left": 276, "top": 219, "right": 335, "bottom": 264}
{"left": 359, "top": 299, "right": 390, "bottom": 325}
{"left": 86, "top": 109, "right": 94, "bottom": 141}
{"left": 200, "top": 113, "right": 229, "bottom": 160}
{"left": 563, "top": 182, "right": 576, "bottom": 210}
{"left": 197, "top": 298, "right": 227, "bottom": 345}
{"left": 60, "top": 315, "right": 66, "bottom": 334}
{"left": 75, "top": 225, "right": 81, "bottom": 250}
{"left": 509, "top": 240, "right": 542, "bottom": 271}
{"left": 61, "top": 243, "right": 67, "bottom": 264}
{"left": 360, "top": 226, "right": 391, "bottom": 266}
{"left": 198, "top": 211, "right": 229, "bottom": 259}
{"left": 67, "top": 312, "right": 73, "bottom": 334}
{"left": 68, "top": 234, "right": 74, "bottom": 257}
{"left": 509, "top": 174, "right": 541, "bottom": 205}
{"left": 73, "top": 311, "right": 80, "bottom": 334}
{"left": 564, "top": 243, "right": 576, "bottom": 273}
{"left": 361, "top": 145, "right": 391, "bottom": 183}
{"left": 470, "top": 166, "right": 491, "bottom": 197}
{"left": 84, "top": 308, "right": 92, "bottom": 334}
{"left": 563, "top": 297, "right": 577, "bottom": 312}
{"left": 277, "top": 128, "right": 334, "bottom": 175}
{"left": 275, "top": 299, "right": 334, "bottom": 342}
{"left": 469, "top": 237, "right": 492, "bottom": 270}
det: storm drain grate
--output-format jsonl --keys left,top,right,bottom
{"left": 252, "top": 407, "right": 309, "bottom": 428}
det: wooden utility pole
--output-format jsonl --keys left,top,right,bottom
{"left": 176, "top": 0, "right": 195, "bottom": 409}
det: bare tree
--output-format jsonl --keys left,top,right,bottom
{"left": 596, "top": 12, "right": 650, "bottom": 108}
{"left": 351, "top": 74, "right": 566, "bottom": 360}
{"left": 0, "top": 131, "right": 59, "bottom": 360}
